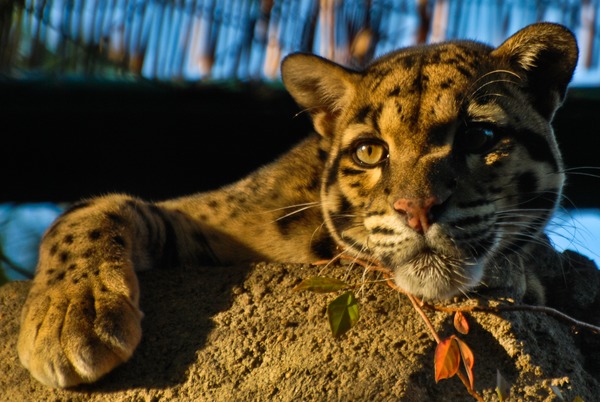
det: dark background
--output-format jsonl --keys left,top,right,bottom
{"left": 1, "top": 81, "right": 598, "bottom": 208}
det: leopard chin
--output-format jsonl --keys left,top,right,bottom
{"left": 390, "top": 251, "right": 484, "bottom": 301}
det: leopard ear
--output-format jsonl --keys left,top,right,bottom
{"left": 491, "top": 22, "right": 579, "bottom": 119}
{"left": 281, "top": 53, "right": 360, "bottom": 137}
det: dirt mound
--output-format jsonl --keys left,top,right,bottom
{"left": 1, "top": 251, "right": 599, "bottom": 401}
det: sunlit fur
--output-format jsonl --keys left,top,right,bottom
{"left": 18, "top": 23, "right": 579, "bottom": 389}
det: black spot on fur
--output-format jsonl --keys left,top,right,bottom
{"left": 318, "top": 148, "right": 329, "bottom": 162}
{"left": 408, "top": 76, "right": 422, "bottom": 94}
{"left": 310, "top": 232, "right": 336, "bottom": 260}
{"left": 371, "top": 226, "right": 395, "bottom": 235}
{"left": 372, "top": 105, "right": 383, "bottom": 132}
{"left": 152, "top": 208, "right": 181, "bottom": 270}
{"left": 355, "top": 106, "right": 372, "bottom": 124}
{"left": 112, "top": 235, "right": 126, "bottom": 248}
{"left": 59, "top": 251, "right": 70, "bottom": 263}
{"left": 366, "top": 210, "right": 386, "bottom": 217}
{"left": 400, "top": 55, "right": 416, "bottom": 69}
{"left": 107, "top": 212, "right": 125, "bottom": 225}
{"left": 341, "top": 167, "right": 364, "bottom": 176}
{"left": 49, "top": 243, "right": 58, "bottom": 256}
{"left": 396, "top": 100, "right": 403, "bottom": 114}
{"left": 63, "top": 234, "right": 74, "bottom": 245}
{"left": 208, "top": 200, "right": 219, "bottom": 209}
{"left": 276, "top": 208, "right": 308, "bottom": 237}
{"left": 514, "top": 129, "right": 559, "bottom": 171}
{"left": 440, "top": 78, "right": 454, "bottom": 89}
{"left": 516, "top": 171, "right": 538, "bottom": 195}
{"left": 456, "top": 65, "right": 473, "bottom": 79}
{"left": 388, "top": 86, "right": 401, "bottom": 97}
{"left": 68, "top": 263, "right": 77, "bottom": 271}
{"left": 135, "top": 205, "right": 157, "bottom": 242}
{"left": 307, "top": 175, "right": 320, "bottom": 191}
{"left": 329, "top": 195, "right": 355, "bottom": 234}
{"left": 89, "top": 229, "right": 102, "bottom": 240}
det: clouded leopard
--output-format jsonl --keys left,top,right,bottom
{"left": 18, "top": 22, "right": 579, "bottom": 388}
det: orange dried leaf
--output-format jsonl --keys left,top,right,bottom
{"left": 434, "top": 337, "right": 460, "bottom": 383}
{"left": 455, "top": 337, "right": 475, "bottom": 389}
{"left": 453, "top": 311, "right": 469, "bottom": 334}
{"left": 293, "top": 276, "right": 350, "bottom": 293}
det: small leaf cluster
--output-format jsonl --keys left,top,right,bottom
{"left": 294, "top": 276, "right": 358, "bottom": 338}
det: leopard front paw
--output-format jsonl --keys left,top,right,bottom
{"left": 17, "top": 280, "right": 143, "bottom": 388}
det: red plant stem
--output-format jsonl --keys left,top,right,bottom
{"left": 423, "top": 302, "right": 600, "bottom": 334}
{"left": 456, "top": 371, "right": 485, "bottom": 402}
{"left": 406, "top": 293, "right": 442, "bottom": 344}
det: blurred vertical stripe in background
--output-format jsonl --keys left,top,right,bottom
{"left": 1, "top": 0, "right": 600, "bottom": 85}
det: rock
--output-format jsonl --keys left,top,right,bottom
{"left": 1, "top": 254, "right": 599, "bottom": 401}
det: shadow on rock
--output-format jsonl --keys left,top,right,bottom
{"left": 79, "top": 264, "right": 251, "bottom": 392}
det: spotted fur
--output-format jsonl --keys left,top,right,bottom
{"left": 18, "top": 22, "right": 578, "bottom": 388}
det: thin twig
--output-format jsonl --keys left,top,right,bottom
{"left": 424, "top": 302, "right": 600, "bottom": 334}
{"left": 456, "top": 371, "right": 485, "bottom": 402}
{"left": 406, "top": 292, "right": 442, "bottom": 343}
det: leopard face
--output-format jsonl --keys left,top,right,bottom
{"left": 282, "top": 22, "right": 578, "bottom": 300}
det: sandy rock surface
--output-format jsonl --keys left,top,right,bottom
{"left": 1, "top": 252, "right": 599, "bottom": 401}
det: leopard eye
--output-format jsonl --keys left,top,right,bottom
{"left": 353, "top": 141, "right": 389, "bottom": 167}
{"left": 456, "top": 124, "right": 501, "bottom": 154}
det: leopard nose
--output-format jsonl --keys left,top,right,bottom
{"left": 393, "top": 196, "right": 440, "bottom": 233}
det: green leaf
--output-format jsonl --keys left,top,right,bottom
{"left": 294, "top": 276, "right": 351, "bottom": 293}
{"left": 327, "top": 291, "right": 359, "bottom": 338}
